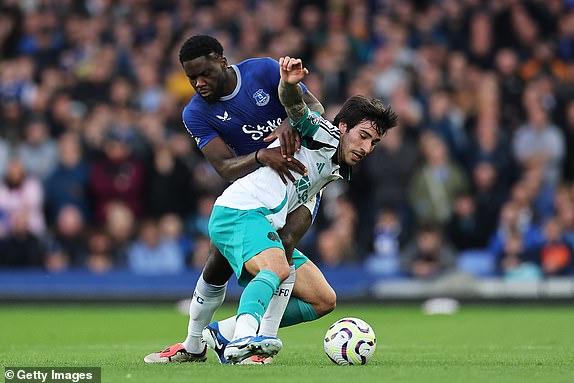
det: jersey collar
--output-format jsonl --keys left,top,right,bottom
{"left": 330, "top": 152, "right": 352, "bottom": 181}
{"left": 220, "top": 65, "right": 241, "bottom": 101}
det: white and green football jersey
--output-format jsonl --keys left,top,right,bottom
{"left": 213, "top": 108, "right": 350, "bottom": 230}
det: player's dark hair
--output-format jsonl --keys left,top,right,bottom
{"left": 179, "top": 35, "right": 223, "bottom": 64}
{"left": 333, "top": 96, "right": 398, "bottom": 136}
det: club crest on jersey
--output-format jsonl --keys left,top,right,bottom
{"left": 253, "top": 89, "right": 270, "bottom": 106}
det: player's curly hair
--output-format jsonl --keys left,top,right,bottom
{"left": 333, "top": 96, "right": 398, "bottom": 136}
{"left": 179, "top": 35, "right": 224, "bottom": 64}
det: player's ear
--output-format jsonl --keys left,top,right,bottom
{"left": 338, "top": 122, "right": 347, "bottom": 134}
{"left": 220, "top": 56, "right": 228, "bottom": 69}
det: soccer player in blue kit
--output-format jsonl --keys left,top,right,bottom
{"left": 145, "top": 35, "right": 335, "bottom": 364}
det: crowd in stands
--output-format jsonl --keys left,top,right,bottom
{"left": 0, "top": 0, "right": 573, "bottom": 280}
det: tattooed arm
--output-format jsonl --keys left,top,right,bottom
{"left": 278, "top": 56, "right": 310, "bottom": 123}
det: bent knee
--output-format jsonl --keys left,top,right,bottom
{"left": 314, "top": 287, "right": 337, "bottom": 317}
{"left": 270, "top": 265, "right": 291, "bottom": 282}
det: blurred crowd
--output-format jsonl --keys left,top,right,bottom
{"left": 0, "top": 0, "right": 573, "bottom": 280}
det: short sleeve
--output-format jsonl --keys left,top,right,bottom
{"left": 182, "top": 102, "right": 217, "bottom": 149}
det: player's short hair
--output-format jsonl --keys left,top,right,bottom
{"left": 333, "top": 96, "right": 398, "bottom": 136}
{"left": 179, "top": 35, "right": 224, "bottom": 64}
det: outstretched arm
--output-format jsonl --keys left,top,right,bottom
{"left": 278, "top": 56, "right": 309, "bottom": 123}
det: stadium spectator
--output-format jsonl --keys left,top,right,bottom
{"left": 0, "top": 157, "right": 45, "bottom": 236}
{"left": 103, "top": 201, "right": 135, "bottom": 267}
{"left": 471, "top": 162, "right": 508, "bottom": 238}
{"left": 43, "top": 131, "right": 90, "bottom": 223}
{"left": 463, "top": 110, "right": 517, "bottom": 191}
{"left": 446, "top": 193, "right": 491, "bottom": 251}
{"left": 488, "top": 201, "right": 544, "bottom": 257}
{"left": 401, "top": 223, "right": 457, "bottom": 279}
{"left": 158, "top": 213, "right": 193, "bottom": 266}
{"left": 494, "top": 48, "right": 524, "bottom": 130}
{"left": 512, "top": 97, "right": 565, "bottom": 187}
{"left": 409, "top": 132, "right": 468, "bottom": 227}
{"left": 0, "top": 211, "right": 44, "bottom": 268}
{"left": 1, "top": 0, "right": 574, "bottom": 279}
{"left": 497, "top": 231, "right": 540, "bottom": 280}
{"left": 127, "top": 219, "right": 185, "bottom": 275}
{"left": 16, "top": 117, "right": 58, "bottom": 181}
{"left": 364, "top": 209, "right": 403, "bottom": 277}
{"left": 45, "top": 205, "right": 88, "bottom": 269}
{"left": 85, "top": 229, "right": 114, "bottom": 274}
{"left": 88, "top": 130, "right": 146, "bottom": 224}
{"left": 533, "top": 218, "right": 573, "bottom": 277}
{"left": 352, "top": 124, "right": 418, "bottom": 243}
{"left": 145, "top": 141, "right": 193, "bottom": 219}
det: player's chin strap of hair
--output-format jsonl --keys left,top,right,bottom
{"left": 255, "top": 149, "right": 265, "bottom": 166}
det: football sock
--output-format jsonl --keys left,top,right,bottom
{"left": 215, "top": 317, "right": 235, "bottom": 341}
{"left": 218, "top": 295, "right": 321, "bottom": 338}
{"left": 258, "top": 265, "right": 296, "bottom": 337}
{"left": 233, "top": 270, "right": 281, "bottom": 340}
{"left": 279, "top": 297, "right": 319, "bottom": 327}
{"left": 182, "top": 274, "right": 227, "bottom": 353}
{"left": 234, "top": 314, "right": 260, "bottom": 341}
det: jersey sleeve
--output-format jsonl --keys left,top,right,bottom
{"left": 291, "top": 108, "right": 340, "bottom": 146}
{"left": 290, "top": 108, "right": 320, "bottom": 138}
{"left": 182, "top": 102, "right": 217, "bottom": 150}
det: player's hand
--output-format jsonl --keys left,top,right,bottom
{"left": 264, "top": 119, "right": 301, "bottom": 160}
{"left": 279, "top": 56, "right": 309, "bottom": 84}
{"left": 257, "top": 147, "right": 307, "bottom": 184}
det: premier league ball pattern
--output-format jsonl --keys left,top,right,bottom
{"left": 323, "top": 317, "right": 377, "bottom": 365}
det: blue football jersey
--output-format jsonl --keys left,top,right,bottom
{"left": 182, "top": 57, "right": 308, "bottom": 156}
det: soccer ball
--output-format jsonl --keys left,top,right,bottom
{"left": 323, "top": 317, "right": 377, "bottom": 365}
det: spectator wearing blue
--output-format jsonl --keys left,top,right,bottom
{"left": 44, "top": 132, "right": 91, "bottom": 223}
{"left": 16, "top": 117, "right": 58, "bottom": 181}
{"left": 127, "top": 219, "right": 185, "bottom": 275}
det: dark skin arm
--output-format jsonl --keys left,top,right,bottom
{"left": 200, "top": 91, "right": 322, "bottom": 184}
{"left": 200, "top": 137, "right": 307, "bottom": 184}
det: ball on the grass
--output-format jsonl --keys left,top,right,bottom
{"left": 323, "top": 317, "right": 377, "bottom": 365}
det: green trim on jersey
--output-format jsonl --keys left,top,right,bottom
{"left": 255, "top": 191, "right": 288, "bottom": 216}
{"left": 290, "top": 108, "right": 320, "bottom": 138}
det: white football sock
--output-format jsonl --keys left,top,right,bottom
{"left": 258, "top": 265, "right": 296, "bottom": 337}
{"left": 233, "top": 313, "right": 260, "bottom": 340}
{"left": 182, "top": 274, "right": 226, "bottom": 353}
{"left": 216, "top": 316, "right": 236, "bottom": 341}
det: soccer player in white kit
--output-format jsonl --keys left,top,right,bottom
{"left": 209, "top": 56, "right": 398, "bottom": 363}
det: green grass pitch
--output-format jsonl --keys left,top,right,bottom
{"left": 1, "top": 304, "right": 573, "bottom": 383}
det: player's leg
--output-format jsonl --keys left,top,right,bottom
{"left": 181, "top": 244, "right": 231, "bottom": 352}
{"left": 143, "top": 244, "right": 232, "bottom": 363}
{"left": 210, "top": 198, "right": 336, "bottom": 338}
{"left": 209, "top": 206, "right": 291, "bottom": 363}
{"left": 252, "top": 205, "right": 307, "bottom": 337}
{"left": 223, "top": 247, "right": 290, "bottom": 363}
{"left": 232, "top": 247, "right": 291, "bottom": 338}
{"left": 259, "top": 198, "right": 336, "bottom": 335}
{"left": 281, "top": 257, "right": 336, "bottom": 327}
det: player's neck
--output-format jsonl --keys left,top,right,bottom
{"left": 222, "top": 66, "right": 237, "bottom": 96}
{"left": 334, "top": 145, "right": 342, "bottom": 165}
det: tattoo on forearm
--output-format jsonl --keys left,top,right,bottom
{"left": 279, "top": 80, "right": 307, "bottom": 122}
{"left": 303, "top": 92, "right": 325, "bottom": 116}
